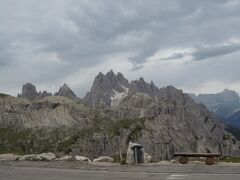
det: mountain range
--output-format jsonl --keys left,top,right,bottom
{"left": 189, "top": 90, "right": 240, "bottom": 128}
{"left": 0, "top": 70, "right": 240, "bottom": 160}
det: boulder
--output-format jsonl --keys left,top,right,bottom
{"left": 18, "top": 154, "right": 37, "bottom": 161}
{"left": 144, "top": 152, "right": 152, "bottom": 163}
{"left": 93, "top": 156, "right": 114, "bottom": 163}
{"left": 36, "top": 153, "right": 56, "bottom": 161}
{"left": 75, "top": 156, "right": 91, "bottom": 162}
{"left": 58, "top": 155, "right": 73, "bottom": 161}
{"left": 0, "top": 154, "right": 21, "bottom": 161}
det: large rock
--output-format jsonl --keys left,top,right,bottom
{"left": 58, "top": 155, "right": 73, "bottom": 161}
{"left": 75, "top": 156, "right": 91, "bottom": 162}
{"left": 36, "top": 153, "right": 56, "bottom": 161}
{"left": 143, "top": 151, "right": 152, "bottom": 163}
{"left": 93, "top": 156, "right": 114, "bottom": 163}
{"left": 18, "top": 154, "right": 37, "bottom": 161}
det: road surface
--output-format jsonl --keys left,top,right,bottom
{"left": 0, "top": 161, "right": 240, "bottom": 180}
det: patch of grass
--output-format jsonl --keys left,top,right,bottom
{"left": 0, "top": 128, "right": 31, "bottom": 155}
{"left": 0, "top": 93, "right": 9, "bottom": 98}
{"left": 220, "top": 157, "right": 240, "bottom": 163}
{"left": 223, "top": 134, "right": 231, "bottom": 140}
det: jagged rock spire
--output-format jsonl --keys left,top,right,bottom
{"left": 55, "top": 83, "right": 78, "bottom": 100}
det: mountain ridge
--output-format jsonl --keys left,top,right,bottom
{"left": 189, "top": 89, "right": 240, "bottom": 128}
{"left": 1, "top": 70, "right": 240, "bottom": 160}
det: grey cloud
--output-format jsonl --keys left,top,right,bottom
{"left": 0, "top": 0, "right": 240, "bottom": 96}
{"left": 160, "top": 53, "right": 186, "bottom": 61}
{"left": 192, "top": 44, "right": 240, "bottom": 61}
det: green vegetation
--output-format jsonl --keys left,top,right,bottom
{"left": 0, "top": 93, "right": 9, "bottom": 98}
{"left": 0, "top": 128, "right": 31, "bottom": 154}
{"left": 223, "top": 134, "right": 231, "bottom": 140}
{"left": 220, "top": 157, "right": 240, "bottom": 163}
{"left": 0, "top": 117, "right": 148, "bottom": 155}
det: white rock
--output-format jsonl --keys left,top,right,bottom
{"left": 18, "top": 154, "right": 37, "bottom": 161}
{"left": 144, "top": 152, "right": 152, "bottom": 163}
{"left": 75, "top": 156, "right": 91, "bottom": 162}
{"left": 58, "top": 155, "right": 72, "bottom": 161}
{"left": 0, "top": 154, "right": 21, "bottom": 161}
{"left": 36, "top": 152, "right": 56, "bottom": 161}
{"left": 93, "top": 156, "right": 114, "bottom": 163}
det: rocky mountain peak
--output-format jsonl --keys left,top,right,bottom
{"left": 55, "top": 83, "right": 78, "bottom": 100}
{"left": 18, "top": 83, "right": 52, "bottom": 100}
{"left": 18, "top": 83, "right": 39, "bottom": 100}
{"left": 83, "top": 70, "right": 129, "bottom": 107}
{"left": 129, "top": 77, "right": 159, "bottom": 96}
{"left": 106, "top": 69, "right": 115, "bottom": 78}
{"left": 221, "top": 89, "right": 240, "bottom": 102}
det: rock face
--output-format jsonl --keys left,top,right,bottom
{"left": 190, "top": 89, "right": 240, "bottom": 128}
{"left": 18, "top": 83, "right": 52, "bottom": 100}
{"left": 55, "top": 84, "right": 78, "bottom": 101}
{"left": 0, "top": 95, "right": 90, "bottom": 128}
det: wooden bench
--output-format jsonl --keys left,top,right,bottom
{"left": 173, "top": 152, "right": 221, "bottom": 165}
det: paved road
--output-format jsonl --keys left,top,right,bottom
{"left": 0, "top": 162, "right": 240, "bottom": 180}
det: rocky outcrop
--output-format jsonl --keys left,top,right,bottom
{"left": 93, "top": 156, "right": 114, "bottom": 163}
{"left": 18, "top": 83, "right": 39, "bottom": 100}
{"left": 58, "top": 155, "right": 73, "bottom": 161}
{"left": 0, "top": 95, "right": 90, "bottom": 128}
{"left": 129, "top": 78, "right": 159, "bottom": 96}
{"left": 55, "top": 84, "right": 78, "bottom": 101}
{"left": 18, "top": 83, "right": 52, "bottom": 100}
{"left": 36, "top": 152, "right": 56, "bottom": 161}
{"left": 75, "top": 156, "right": 91, "bottom": 162}
{"left": 19, "top": 154, "right": 37, "bottom": 161}
{"left": 83, "top": 70, "right": 129, "bottom": 107}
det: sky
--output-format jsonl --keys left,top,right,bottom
{"left": 0, "top": 0, "right": 240, "bottom": 97}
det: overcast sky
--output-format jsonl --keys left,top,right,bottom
{"left": 0, "top": 0, "right": 240, "bottom": 97}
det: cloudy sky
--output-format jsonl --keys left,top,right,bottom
{"left": 0, "top": 0, "right": 240, "bottom": 97}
